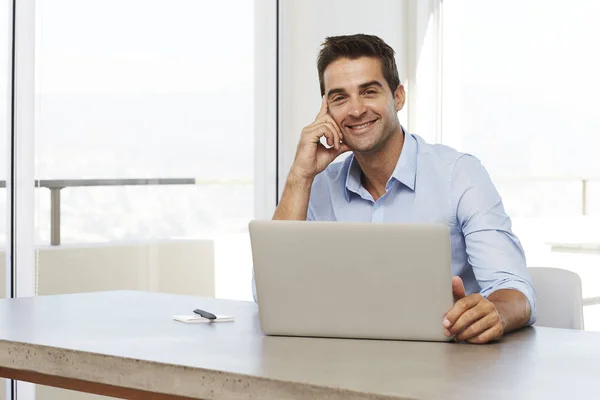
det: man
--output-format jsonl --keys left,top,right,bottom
{"left": 266, "top": 33, "right": 535, "bottom": 344}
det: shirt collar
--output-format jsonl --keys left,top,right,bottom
{"left": 344, "top": 128, "right": 417, "bottom": 201}
{"left": 391, "top": 129, "right": 417, "bottom": 191}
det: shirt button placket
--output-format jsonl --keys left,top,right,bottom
{"left": 371, "top": 201, "right": 384, "bottom": 223}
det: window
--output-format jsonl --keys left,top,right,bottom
{"left": 442, "top": 0, "right": 600, "bottom": 329}
{"left": 5, "top": 0, "right": 276, "bottom": 397}
{"left": 0, "top": 0, "right": 10, "bottom": 397}
{"left": 34, "top": 0, "right": 259, "bottom": 301}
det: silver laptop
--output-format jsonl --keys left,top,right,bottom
{"left": 249, "top": 220, "right": 454, "bottom": 342}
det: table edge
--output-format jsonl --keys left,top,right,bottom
{"left": 0, "top": 339, "right": 413, "bottom": 400}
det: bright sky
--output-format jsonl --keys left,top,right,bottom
{"left": 34, "top": 0, "right": 254, "bottom": 94}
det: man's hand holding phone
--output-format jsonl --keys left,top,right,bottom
{"left": 289, "top": 96, "right": 351, "bottom": 183}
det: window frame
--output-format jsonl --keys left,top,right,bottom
{"left": 5, "top": 2, "right": 279, "bottom": 399}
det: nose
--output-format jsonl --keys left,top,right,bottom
{"left": 348, "top": 96, "right": 367, "bottom": 119}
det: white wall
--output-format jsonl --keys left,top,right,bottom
{"left": 277, "top": 0, "right": 409, "bottom": 196}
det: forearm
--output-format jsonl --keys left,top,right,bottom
{"left": 488, "top": 289, "right": 531, "bottom": 333}
{"left": 272, "top": 174, "right": 314, "bottom": 220}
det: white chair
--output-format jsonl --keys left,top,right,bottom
{"left": 529, "top": 266, "right": 584, "bottom": 330}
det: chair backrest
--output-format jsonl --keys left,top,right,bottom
{"left": 529, "top": 267, "right": 584, "bottom": 330}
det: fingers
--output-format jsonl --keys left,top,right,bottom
{"left": 443, "top": 293, "right": 483, "bottom": 332}
{"left": 443, "top": 294, "right": 506, "bottom": 344}
{"left": 310, "top": 97, "right": 343, "bottom": 148}
{"left": 324, "top": 121, "right": 342, "bottom": 149}
{"left": 316, "top": 95, "right": 329, "bottom": 118}
{"left": 452, "top": 276, "right": 466, "bottom": 301}
{"left": 313, "top": 113, "right": 343, "bottom": 141}
{"left": 324, "top": 119, "right": 343, "bottom": 144}
{"left": 291, "top": 97, "right": 345, "bottom": 179}
{"left": 448, "top": 297, "right": 495, "bottom": 336}
{"left": 319, "top": 122, "right": 340, "bottom": 149}
{"left": 454, "top": 310, "right": 501, "bottom": 342}
{"left": 319, "top": 141, "right": 351, "bottom": 159}
{"left": 466, "top": 323, "right": 504, "bottom": 344}
{"left": 304, "top": 121, "right": 341, "bottom": 150}
{"left": 318, "top": 113, "right": 342, "bottom": 135}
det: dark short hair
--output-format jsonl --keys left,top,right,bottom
{"left": 317, "top": 34, "right": 401, "bottom": 96}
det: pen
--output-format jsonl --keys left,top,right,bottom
{"left": 193, "top": 308, "right": 217, "bottom": 320}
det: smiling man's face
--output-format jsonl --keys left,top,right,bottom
{"left": 324, "top": 56, "right": 405, "bottom": 154}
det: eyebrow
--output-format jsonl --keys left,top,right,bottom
{"left": 359, "top": 80, "right": 384, "bottom": 90}
{"left": 326, "top": 80, "right": 384, "bottom": 98}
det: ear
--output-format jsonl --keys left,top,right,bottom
{"left": 394, "top": 84, "right": 406, "bottom": 111}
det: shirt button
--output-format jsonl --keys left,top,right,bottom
{"left": 374, "top": 202, "right": 380, "bottom": 209}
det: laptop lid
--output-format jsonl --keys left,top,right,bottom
{"left": 249, "top": 220, "right": 454, "bottom": 342}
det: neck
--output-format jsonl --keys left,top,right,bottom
{"left": 354, "top": 129, "right": 405, "bottom": 201}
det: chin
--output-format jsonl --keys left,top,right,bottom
{"left": 345, "top": 136, "right": 381, "bottom": 154}
{"left": 346, "top": 141, "right": 379, "bottom": 154}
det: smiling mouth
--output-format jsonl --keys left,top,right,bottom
{"left": 346, "top": 119, "right": 378, "bottom": 131}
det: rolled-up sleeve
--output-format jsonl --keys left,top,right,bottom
{"left": 452, "top": 154, "right": 537, "bottom": 326}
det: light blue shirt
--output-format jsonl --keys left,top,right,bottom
{"left": 254, "top": 132, "right": 536, "bottom": 325}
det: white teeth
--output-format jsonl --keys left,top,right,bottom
{"left": 351, "top": 121, "right": 373, "bottom": 129}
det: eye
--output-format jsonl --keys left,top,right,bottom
{"left": 364, "top": 89, "right": 377, "bottom": 95}
{"left": 332, "top": 95, "right": 346, "bottom": 102}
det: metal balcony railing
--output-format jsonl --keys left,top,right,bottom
{"left": 493, "top": 176, "right": 599, "bottom": 216}
{"left": 0, "top": 178, "right": 253, "bottom": 245}
{"left": 0, "top": 176, "right": 596, "bottom": 245}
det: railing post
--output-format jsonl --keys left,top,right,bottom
{"left": 50, "top": 187, "right": 63, "bottom": 245}
{"left": 582, "top": 180, "right": 588, "bottom": 216}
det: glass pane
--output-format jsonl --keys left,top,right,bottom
{"left": 32, "top": 0, "right": 255, "bottom": 398}
{"left": 0, "top": 0, "right": 9, "bottom": 397}
{"left": 587, "top": 181, "right": 600, "bottom": 216}
{"left": 443, "top": 0, "right": 600, "bottom": 330}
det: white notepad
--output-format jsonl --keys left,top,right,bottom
{"left": 173, "top": 314, "right": 234, "bottom": 324}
